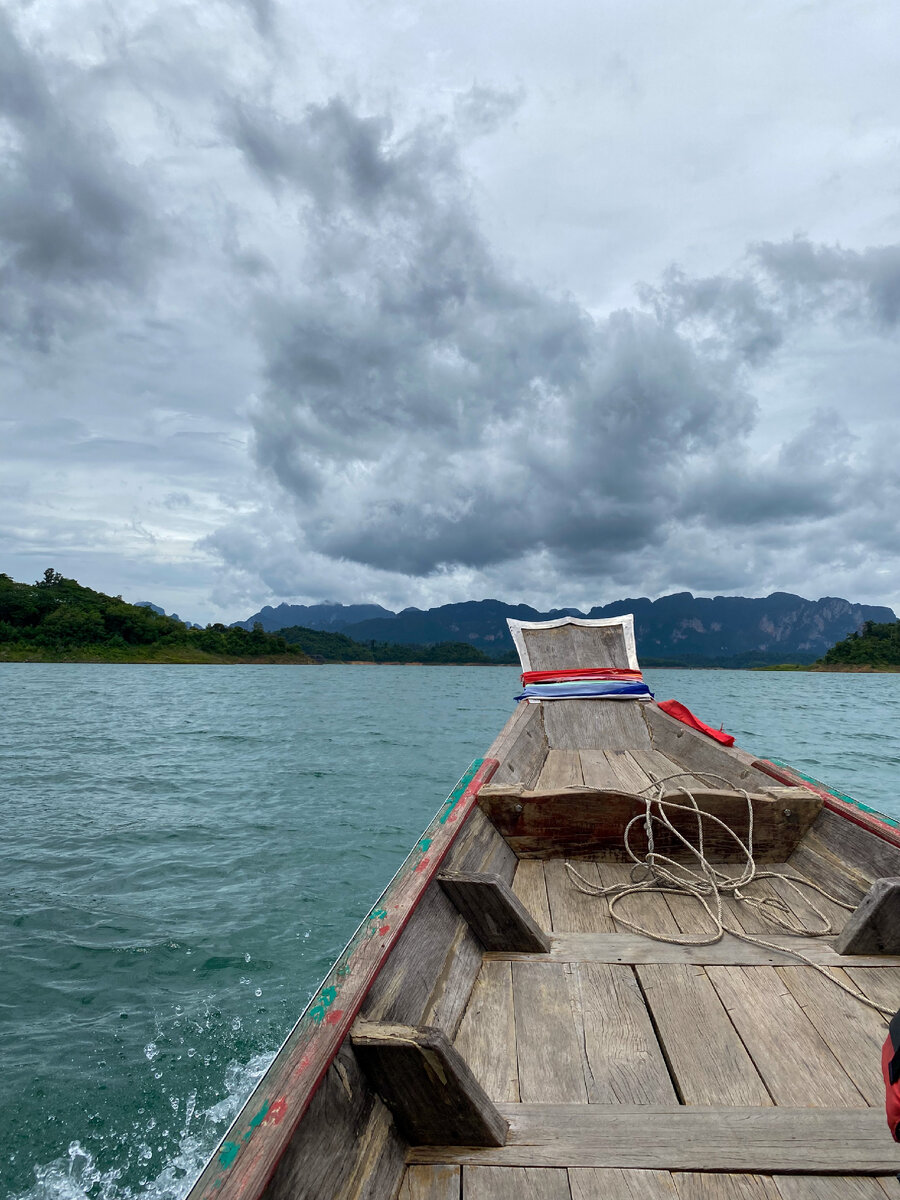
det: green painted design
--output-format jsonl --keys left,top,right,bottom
{"left": 249, "top": 1101, "right": 269, "bottom": 1129}
{"left": 418, "top": 837, "right": 432, "bottom": 852}
{"left": 218, "top": 1141, "right": 240, "bottom": 1169}
{"left": 309, "top": 984, "right": 338, "bottom": 1023}
{"left": 371, "top": 907, "right": 387, "bottom": 920}
{"left": 437, "top": 760, "right": 481, "bottom": 824}
{"left": 766, "top": 757, "right": 899, "bottom": 829}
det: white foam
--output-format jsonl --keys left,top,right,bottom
{"left": 13, "top": 1051, "right": 275, "bottom": 1200}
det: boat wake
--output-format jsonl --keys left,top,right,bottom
{"left": 11, "top": 1052, "right": 274, "bottom": 1200}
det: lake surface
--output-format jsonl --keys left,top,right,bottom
{"left": 3, "top": 664, "right": 900, "bottom": 1198}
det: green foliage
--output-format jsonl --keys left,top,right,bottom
{"left": 818, "top": 619, "right": 900, "bottom": 667}
{"left": 0, "top": 572, "right": 311, "bottom": 662}
{"left": 277, "top": 624, "right": 498, "bottom": 664}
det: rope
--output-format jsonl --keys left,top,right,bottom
{"left": 565, "top": 772, "right": 893, "bottom": 1020}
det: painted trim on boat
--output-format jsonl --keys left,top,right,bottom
{"left": 754, "top": 756, "right": 900, "bottom": 848}
{"left": 186, "top": 755, "right": 500, "bottom": 1200}
{"left": 508, "top": 614, "right": 639, "bottom": 672}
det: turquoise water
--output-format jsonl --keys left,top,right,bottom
{"left": 2, "top": 665, "right": 900, "bottom": 1199}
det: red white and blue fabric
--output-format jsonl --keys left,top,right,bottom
{"left": 515, "top": 667, "right": 652, "bottom": 702}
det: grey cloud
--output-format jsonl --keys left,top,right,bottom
{"left": 453, "top": 84, "right": 525, "bottom": 137}
{"left": 229, "top": 99, "right": 757, "bottom": 579}
{"left": 0, "top": 10, "right": 161, "bottom": 346}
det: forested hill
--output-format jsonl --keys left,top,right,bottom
{"left": 0, "top": 571, "right": 312, "bottom": 662}
{"left": 239, "top": 592, "right": 896, "bottom": 667}
{"left": 816, "top": 620, "right": 900, "bottom": 669}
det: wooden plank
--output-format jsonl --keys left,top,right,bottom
{"left": 569, "top": 1168, "right": 678, "bottom": 1199}
{"left": 513, "top": 861, "right": 552, "bottom": 930}
{"left": 837, "top": 878, "right": 900, "bottom": 954}
{"left": 542, "top": 699, "right": 653, "bottom": 752}
{"left": 520, "top": 621, "right": 626, "bottom": 670}
{"left": 605, "top": 750, "right": 653, "bottom": 793}
{"left": 488, "top": 702, "right": 548, "bottom": 790}
{"left": 464, "top": 1165, "right": 572, "bottom": 1199}
{"left": 262, "top": 1037, "right": 405, "bottom": 1200}
{"left": 187, "top": 758, "right": 498, "bottom": 1200}
{"left": 775, "top": 1178, "right": 896, "bottom": 1199}
{"left": 486, "top": 930, "right": 900, "bottom": 967}
{"left": 630, "top": 748, "right": 709, "bottom": 795}
{"left": 704, "top": 965, "right": 865, "bottom": 1106}
{"left": 597, "top": 862, "right": 683, "bottom": 937}
{"left": 777, "top": 963, "right": 890, "bottom": 1106}
{"left": 513, "top": 961, "right": 589, "bottom": 1103}
{"left": 764, "top": 867, "right": 851, "bottom": 934}
{"left": 577, "top": 962, "right": 678, "bottom": 1104}
{"left": 544, "top": 859, "right": 615, "bottom": 934}
{"left": 454, "top": 960, "right": 519, "bottom": 1103}
{"left": 642, "top": 703, "right": 775, "bottom": 790}
{"left": 351, "top": 1020, "right": 508, "bottom": 1147}
{"left": 636, "top": 964, "right": 773, "bottom": 1106}
{"left": 477, "top": 788, "right": 821, "bottom": 861}
{"left": 579, "top": 750, "right": 627, "bottom": 790}
{"left": 439, "top": 872, "right": 551, "bottom": 953}
{"left": 537, "top": 749, "right": 584, "bottom": 790}
{"left": 399, "top": 1164, "right": 461, "bottom": 1200}
{"left": 673, "top": 1175, "right": 780, "bottom": 1199}
{"left": 408, "top": 1104, "right": 900, "bottom": 1172}
{"left": 844, "top": 964, "right": 900, "bottom": 1013}
{"left": 789, "top": 830, "right": 871, "bottom": 907}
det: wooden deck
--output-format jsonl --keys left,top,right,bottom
{"left": 396, "top": 855, "right": 900, "bottom": 1198}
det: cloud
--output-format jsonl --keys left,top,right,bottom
{"left": 453, "top": 84, "right": 525, "bottom": 138}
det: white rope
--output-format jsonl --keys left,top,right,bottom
{"left": 565, "top": 772, "right": 893, "bottom": 1020}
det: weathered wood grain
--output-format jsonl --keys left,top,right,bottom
{"left": 630, "top": 749, "right": 710, "bottom": 795}
{"left": 774, "top": 1178, "right": 897, "bottom": 1199}
{"left": 189, "top": 759, "right": 498, "bottom": 1200}
{"left": 477, "top": 788, "right": 821, "bottom": 861}
{"left": 351, "top": 1020, "right": 508, "bottom": 1147}
{"left": 837, "top": 878, "right": 900, "bottom": 954}
{"left": 542, "top": 699, "right": 653, "bottom": 752}
{"left": 537, "top": 749, "right": 584, "bottom": 790}
{"left": 408, "top": 1104, "right": 900, "bottom": 1171}
{"left": 577, "top": 962, "right": 678, "bottom": 1104}
{"left": 463, "top": 1165, "right": 572, "bottom": 1199}
{"left": 642, "top": 704, "right": 774, "bottom": 790}
{"left": 544, "top": 860, "right": 615, "bottom": 934}
{"left": 454, "top": 960, "right": 519, "bottom": 1103}
{"left": 399, "top": 1164, "right": 461, "bottom": 1200}
{"left": 521, "top": 622, "right": 625, "bottom": 670}
{"left": 513, "top": 961, "right": 589, "bottom": 1103}
{"left": 636, "top": 964, "right": 772, "bottom": 1106}
{"left": 843, "top": 964, "right": 900, "bottom": 1013}
{"left": 672, "top": 1174, "right": 780, "bottom": 1199}
{"left": 488, "top": 702, "right": 548, "bottom": 789}
{"left": 439, "top": 872, "right": 551, "bottom": 953}
{"left": 569, "top": 1168, "right": 678, "bottom": 1199}
{"left": 596, "top": 862, "right": 683, "bottom": 936}
{"left": 483, "top": 931, "right": 900, "bottom": 968}
{"left": 775, "top": 964, "right": 890, "bottom": 1106}
{"left": 512, "top": 861, "right": 552, "bottom": 930}
{"left": 788, "top": 829, "right": 872, "bottom": 906}
{"left": 579, "top": 750, "right": 627, "bottom": 791}
{"left": 704, "top": 965, "right": 865, "bottom": 1107}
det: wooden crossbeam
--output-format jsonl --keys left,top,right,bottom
{"left": 483, "top": 931, "right": 900, "bottom": 968}
{"left": 438, "top": 871, "right": 551, "bottom": 953}
{"left": 407, "top": 1105, "right": 900, "bottom": 1172}
{"left": 351, "top": 1020, "right": 508, "bottom": 1147}
{"left": 837, "top": 877, "right": 900, "bottom": 955}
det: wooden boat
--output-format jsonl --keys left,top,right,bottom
{"left": 187, "top": 615, "right": 900, "bottom": 1200}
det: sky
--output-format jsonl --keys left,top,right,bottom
{"left": 2, "top": 0, "right": 900, "bottom": 624}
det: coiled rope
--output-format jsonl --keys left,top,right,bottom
{"left": 565, "top": 772, "right": 893, "bottom": 1020}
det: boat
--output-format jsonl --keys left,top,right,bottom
{"left": 186, "top": 615, "right": 900, "bottom": 1200}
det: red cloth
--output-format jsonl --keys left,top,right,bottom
{"left": 658, "top": 698, "right": 735, "bottom": 746}
{"left": 884, "top": 1019, "right": 900, "bottom": 1142}
{"left": 521, "top": 668, "right": 643, "bottom": 685}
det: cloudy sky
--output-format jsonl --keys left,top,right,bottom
{"left": 2, "top": 0, "right": 900, "bottom": 622}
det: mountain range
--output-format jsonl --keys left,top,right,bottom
{"left": 234, "top": 592, "right": 897, "bottom": 666}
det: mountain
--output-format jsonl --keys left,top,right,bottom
{"left": 135, "top": 601, "right": 202, "bottom": 629}
{"left": 233, "top": 601, "right": 396, "bottom": 633}
{"left": 261, "top": 593, "right": 895, "bottom": 666}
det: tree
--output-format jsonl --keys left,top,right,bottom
{"left": 36, "top": 568, "right": 64, "bottom": 588}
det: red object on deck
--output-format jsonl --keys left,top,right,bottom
{"left": 882, "top": 1014, "right": 900, "bottom": 1141}
{"left": 521, "top": 668, "right": 644, "bottom": 685}
{"left": 658, "top": 698, "right": 735, "bottom": 746}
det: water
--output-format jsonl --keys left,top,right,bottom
{"left": 2, "top": 664, "right": 899, "bottom": 1198}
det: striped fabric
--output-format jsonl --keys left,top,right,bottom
{"left": 515, "top": 667, "right": 652, "bottom": 702}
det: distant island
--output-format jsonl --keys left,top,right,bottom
{"left": 0, "top": 572, "right": 503, "bottom": 664}
{"left": 811, "top": 620, "right": 900, "bottom": 671}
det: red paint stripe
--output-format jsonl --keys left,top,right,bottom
{"left": 754, "top": 758, "right": 900, "bottom": 850}
{"left": 521, "top": 668, "right": 643, "bottom": 684}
